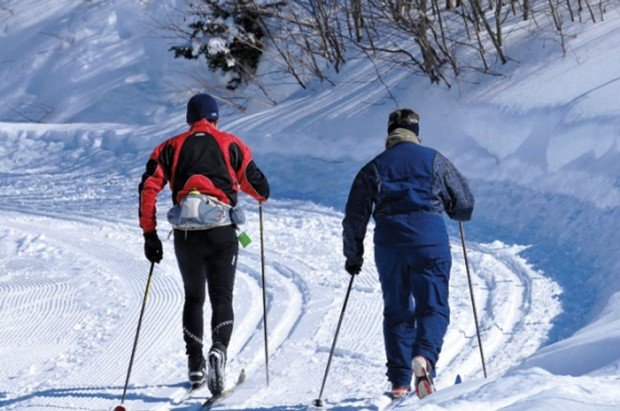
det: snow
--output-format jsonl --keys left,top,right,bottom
{"left": 516, "top": 292, "right": 620, "bottom": 377}
{"left": 0, "top": 0, "right": 619, "bottom": 410}
{"left": 402, "top": 367, "right": 620, "bottom": 410}
{"left": 0, "top": 207, "right": 562, "bottom": 410}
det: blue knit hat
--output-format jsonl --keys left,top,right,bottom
{"left": 186, "top": 93, "right": 219, "bottom": 124}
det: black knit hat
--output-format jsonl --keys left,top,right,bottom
{"left": 387, "top": 108, "right": 420, "bottom": 136}
{"left": 186, "top": 93, "right": 219, "bottom": 124}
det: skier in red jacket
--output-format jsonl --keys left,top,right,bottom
{"left": 138, "top": 93, "right": 269, "bottom": 395}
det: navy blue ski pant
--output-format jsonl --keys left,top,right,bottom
{"left": 374, "top": 244, "right": 451, "bottom": 387}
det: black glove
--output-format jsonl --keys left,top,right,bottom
{"left": 144, "top": 231, "right": 163, "bottom": 263}
{"left": 345, "top": 260, "right": 362, "bottom": 275}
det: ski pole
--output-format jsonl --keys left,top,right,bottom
{"left": 259, "top": 203, "right": 270, "bottom": 386}
{"left": 114, "top": 261, "right": 156, "bottom": 411}
{"left": 458, "top": 222, "right": 488, "bottom": 378}
{"left": 313, "top": 274, "right": 355, "bottom": 408}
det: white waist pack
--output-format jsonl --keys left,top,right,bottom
{"left": 167, "top": 191, "right": 231, "bottom": 231}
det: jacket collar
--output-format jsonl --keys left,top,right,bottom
{"left": 189, "top": 119, "right": 217, "bottom": 133}
{"left": 385, "top": 127, "right": 421, "bottom": 149}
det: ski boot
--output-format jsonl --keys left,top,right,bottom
{"left": 391, "top": 385, "right": 411, "bottom": 399}
{"left": 188, "top": 354, "right": 207, "bottom": 389}
{"left": 207, "top": 344, "right": 227, "bottom": 396}
{"left": 413, "top": 355, "right": 435, "bottom": 399}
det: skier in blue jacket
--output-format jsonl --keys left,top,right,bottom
{"left": 342, "top": 109, "right": 474, "bottom": 400}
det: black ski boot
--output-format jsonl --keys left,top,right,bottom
{"left": 188, "top": 355, "right": 207, "bottom": 389}
{"left": 207, "top": 344, "right": 227, "bottom": 396}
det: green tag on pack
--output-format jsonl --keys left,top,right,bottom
{"left": 237, "top": 231, "right": 252, "bottom": 248}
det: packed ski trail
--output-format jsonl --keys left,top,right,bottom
{"left": 2, "top": 2, "right": 618, "bottom": 409}
{"left": 0, "top": 198, "right": 560, "bottom": 409}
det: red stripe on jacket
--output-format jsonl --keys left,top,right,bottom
{"left": 138, "top": 120, "right": 266, "bottom": 233}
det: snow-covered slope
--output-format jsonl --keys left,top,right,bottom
{"left": 0, "top": 0, "right": 196, "bottom": 125}
{"left": 227, "top": 12, "right": 620, "bottom": 343}
{"left": 0, "top": 204, "right": 562, "bottom": 410}
{"left": 0, "top": 1, "right": 619, "bottom": 410}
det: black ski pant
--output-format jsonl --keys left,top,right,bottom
{"left": 174, "top": 226, "right": 238, "bottom": 360}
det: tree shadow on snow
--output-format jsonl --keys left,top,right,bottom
{"left": 240, "top": 397, "right": 386, "bottom": 411}
{"left": 0, "top": 382, "right": 185, "bottom": 410}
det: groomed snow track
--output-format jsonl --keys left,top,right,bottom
{"left": 0, "top": 200, "right": 560, "bottom": 410}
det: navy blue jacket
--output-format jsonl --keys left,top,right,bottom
{"left": 343, "top": 140, "right": 474, "bottom": 264}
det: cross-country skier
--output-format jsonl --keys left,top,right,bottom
{"left": 342, "top": 109, "right": 474, "bottom": 400}
{"left": 138, "top": 93, "right": 269, "bottom": 395}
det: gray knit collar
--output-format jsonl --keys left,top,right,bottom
{"left": 386, "top": 127, "right": 421, "bottom": 149}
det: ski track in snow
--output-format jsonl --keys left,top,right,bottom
{"left": 1, "top": 2, "right": 619, "bottom": 408}
{"left": 0, "top": 201, "right": 560, "bottom": 410}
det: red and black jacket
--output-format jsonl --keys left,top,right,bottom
{"left": 139, "top": 119, "right": 269, "bottom": 233}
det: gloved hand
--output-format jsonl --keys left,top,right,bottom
{"left": 144, "top": 231, "right": 163, "bottom": 263}
{"left": 345, "top": 260, "right": 362, "bottom": 275}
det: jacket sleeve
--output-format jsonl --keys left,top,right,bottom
{"left": 230, "top": 140, "right": 270, "bottom": 202}
{"left": 433, "top": 153, "right": 474, "bottom": 221}
{"left": 342, "top": 162, "right": 378, "bottom": 264}
{"left": 138, "top": 143, "right": 169, "bottom": 233}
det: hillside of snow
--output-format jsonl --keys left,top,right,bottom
{"left": 0, "top": 1, "right": 619, "bottom": 410}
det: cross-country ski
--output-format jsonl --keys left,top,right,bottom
{"left": 170, "top": 381, "right": 208, "bottom": 406}
{"left": 202, "top": 369, "right": 247, "bottom": 409}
